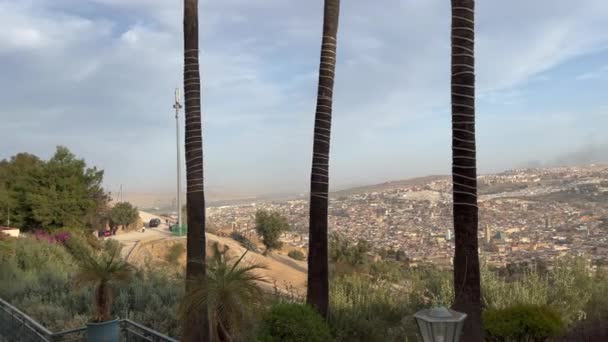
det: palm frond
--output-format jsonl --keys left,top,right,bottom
{"left": 229, "top": 248, "right": 248, "bottom": 273}
{"left": 180, "top": 246, "right": 268, "bottom": 340}
{"left": 71, "top": 238, "right": 134, "bottom": 321}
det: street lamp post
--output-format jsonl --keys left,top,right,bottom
{"left": 414, "top": 306, "right": 467, "bottom": 342}
{"left": 173, "top": 88, "right": 183, "bottom": 229}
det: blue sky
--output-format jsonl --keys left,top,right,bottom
{"left": 1, "top": 0, "right": 608, "bottom": 197}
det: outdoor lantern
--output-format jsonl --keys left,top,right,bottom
{"left": 414, "top": 306, "right": 467, "bottom": 342}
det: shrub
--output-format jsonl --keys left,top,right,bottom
{"left": 165, "top": 243, "right": 185, "bottom": 265}
{"left": 0, "top": 235, "right": 184, "bottom": 338}
{"left": 180, "top": 243, "right": 268, "bottom": 341}
{"left": 0, "top": 236, "right": 86, "bottom": 330}
{"left": 230, "top": 231, "right": 259, "bottom": 253}
{"left": 257, "top": 303, "right": 333, "bottom": 342}
{"left": 114, "top": 268, "right": 184, "bottom": 337}
{"left": 84, "top": 231, "right": 103, "bottom": 250}
{"left": 482, "top": 266, "right": 549, "bottom": 310}
{"left": 73, "top": 239, "right": 134, "bottom": 322}
{"left": 484, "top": 304, "right": 564, "bottom": 341}
{"left": 33, "top": 230, "right": 72, "bottom": 244}
{"left": 585, "top": 269, "right": 608, "bottom": 321}
{"left": 329, "top": 233, "right": 369, "bottom": 267}
{"left": 547, "top": 257, "right": 593, "bottom": 324}
{"left": 330, "top": 274, "right": 415, "bottom": 342}
{"left": 287, "top": 250, "right": 305, "bottom": 261}
{"left": 482, "top": 257, "right": 597, "bottom": 325}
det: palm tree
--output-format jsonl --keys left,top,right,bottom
{"left": 307, "top": 0, "right": 341, "bottom": 319}
{"left": 73, "top": 240, "right": 134, "bottom": 322}
{"left": 182, "top": 0, "right": 209, "bottom": 340}
{"left": 450, "top": 0, "right": 483, "bottom": 340}
{"left": 180, "top": 243, "right": 268, "bottom": 342}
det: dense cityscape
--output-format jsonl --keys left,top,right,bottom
{"left": 208, "top": 165, "right": 608, "bottom": 269}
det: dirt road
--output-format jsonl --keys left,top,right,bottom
{"left": 110, "top": 211, "right": 172, "bottom": 258}
{"left": 110, "top": 211, "right": 308, "bottom": 293}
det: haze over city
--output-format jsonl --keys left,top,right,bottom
{"left": 1, "top": 0, "right": 608, "bottom": 197}
{"left": 3, "top": 1, "right": 608, "bottom": 341}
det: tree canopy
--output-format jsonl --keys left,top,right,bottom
{"left": 0, "top": 146, "right": 109, "bottom": 231}
{"left": 329, "top": 233, "right": 371, "bottom": 267}
{"left": 254, "top": 210, "right": 290, "bottom": 255}
{"left": 109, "top": 202, "right": 139, "bottom": 230}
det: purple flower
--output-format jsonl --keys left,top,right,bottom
{"left": 33, "top": 230, "right": 71, "bottom": 244}
{"left": 34, "top": 230, "right": 54, "bottom": 243}
{"left": 54, "top": 231, "right": 71, "bottom": 244}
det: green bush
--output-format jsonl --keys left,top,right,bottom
{"left": 230, "top": 231, "right": 260, "bottom": 253}
{"left": 0, "top": 236, "right": 183, "bottom": 337}
{"left": 482, "top": 257, "right": 598, "bottom": 325}
{"left": 0, "top": 236, "right": 87, "bottom": 330}
{"left": 165, "top": 243, "right": 185, "bottom": 265}
{"left": 482, "top": 266, "right": 549, "bottom": 310}
{"left": 484, "top": 304, "right": 564, "bottom": 341}
{"left": 257, "top": 303, "right": 333, "bottom": 342}
{"left": 287, "top": 250, "right": 306, "bottom": 261}
{"left": 330, "top": 273, "right": 416, "bottom": 342}
{"left": 547, "top": 257, "right": 593, "bottom": 324}
{"left": 585, "top": 269, "right": 608, "bottom": 321}
{"left": 1, "top": 234, "right": 605, "bottom": 342}
{"left": 114, "top": 268, "right": 183, "bottom": 337}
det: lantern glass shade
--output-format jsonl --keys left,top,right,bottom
{"left": 414, "top": 307, "right": 467, "bottom": 342}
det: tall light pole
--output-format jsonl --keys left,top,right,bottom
{"left": 173, "top": 88, "right": 183, "bottom": 228}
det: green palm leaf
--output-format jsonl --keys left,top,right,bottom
{"left": 72, "top": 239, "right": 134, "bottom": 322}
{"left": 180, "top": 242, "right": 269, "bottom": 341}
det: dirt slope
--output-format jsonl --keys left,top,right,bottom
{"left": 128, "top": 232, "right": 307, "bottom": 295}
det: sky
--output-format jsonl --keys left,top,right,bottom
{"left": 1, "top": 0, "right": 608, "bottom": 198}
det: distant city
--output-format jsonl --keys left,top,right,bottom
{"left": 198, "top": 165, "right": 608, "bottom": 269}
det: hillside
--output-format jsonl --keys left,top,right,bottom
{"left": 331, "top": 175, "right": 447, "bottom": 197}
{"left": 127, "top": 232, "right": 308, "bottom": 295}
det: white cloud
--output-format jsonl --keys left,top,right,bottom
{"left": 1, "top": 0, "right": 608, "bottom": 194}
{"left": 577, "top": 65, "right": 608, "bottom": 80}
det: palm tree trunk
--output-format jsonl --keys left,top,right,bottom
{"left": 450, "top": 0, "right": 483, "bottom": 341}
{"left": 182, "top": 0, "right": 209, "bottom": 340}
{"left": 217, "top": 319, "right": 233, "bottom": 342}
{"left": 95, "top": 281, "right": 111, "bottom": 322}
{"left": 307, "top": 0, "right": 341, "bottom": 319}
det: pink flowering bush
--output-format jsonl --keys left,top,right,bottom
{"left": 33, "top": 230, "right": 71, "bottom": 244}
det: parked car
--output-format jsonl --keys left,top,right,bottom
{"left": 149, "top": 218, "right": 161, "bottom": 228}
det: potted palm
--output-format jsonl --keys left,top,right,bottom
{"left": 74, "top": 239, "right": 134, "bottom": 342}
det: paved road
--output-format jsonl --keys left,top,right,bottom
{"left": 109, "top": 211, "right": 174, "bottom": 258}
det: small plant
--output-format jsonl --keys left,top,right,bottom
{"left": 257, "top": 303, "right": 333, "bottom": 342}
{"left": 180, "top": 242, "right": 268, "bottom": 341}
{"left": 287, "top": 250, "right": 306, "bottom": 261}
{"left": 165, "top": 243, "right": 185, "bottom": 265}
{"left": 329, "top": 233, "right": 370, "bottom": 267}
{"left": 330, "top": 273, "right": 415, "bottom": 342}
{"left": 73, "top": 239, "right": 134, "bottom": 322}
{"left": 230, "top": 231, "right": 259, "bottom": 253}
{"left": 483, "top": 304, "right": 564, "bottom": 342}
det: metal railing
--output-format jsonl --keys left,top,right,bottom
{"left": 0, "top": 297, "right": 54, "bottom": 341}
{"left": 0, "top": 297, "right": 178, "bottom": 342}
{"left": 121, "top": 320, "right": 178, "bottom": 342}
{"left": 52, "top": 327, "right": 87, "bottom": 342}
